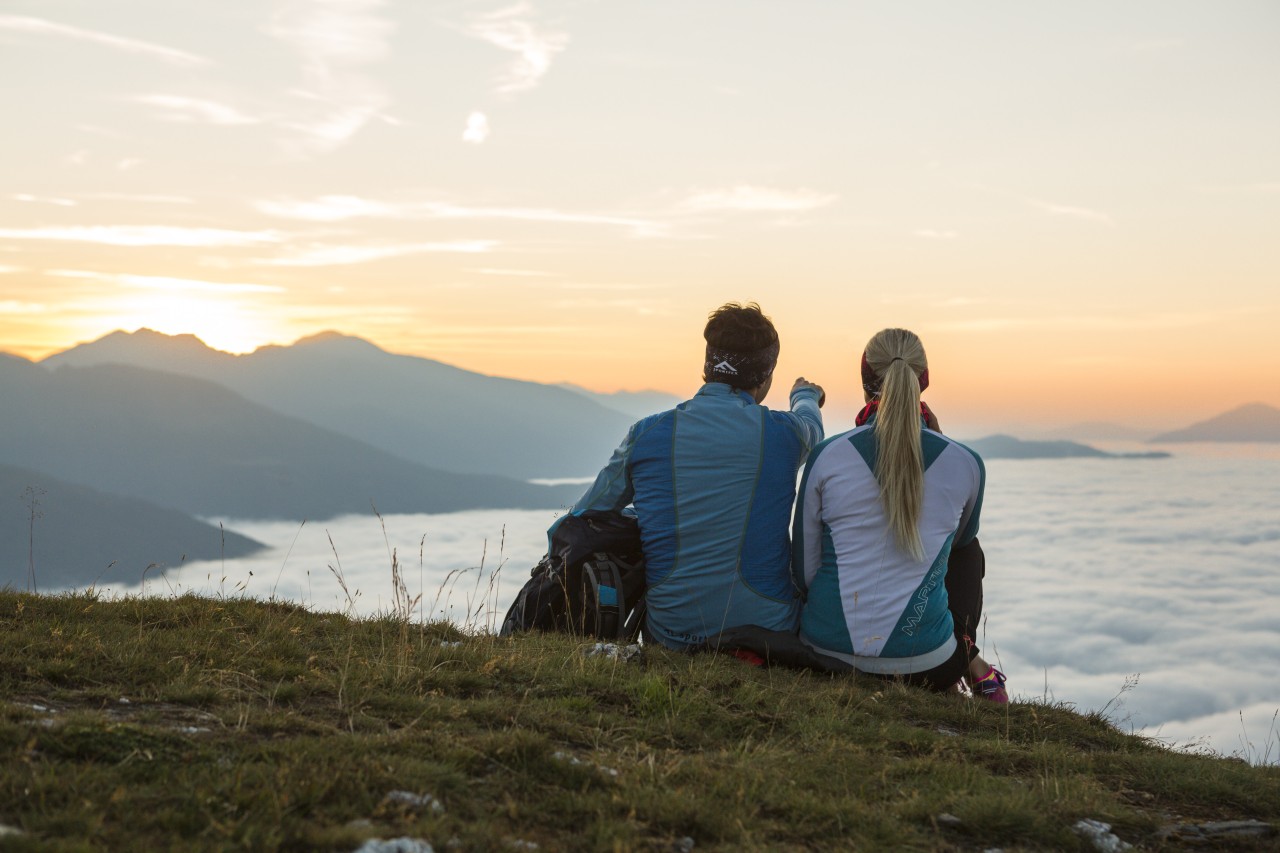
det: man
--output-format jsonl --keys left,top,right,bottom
{"left": 550, "top": 303, "right": 824, "bottom": 649}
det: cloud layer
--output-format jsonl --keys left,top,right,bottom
{"left": 90, "top": 448, "right": 1280, "bottom": 764}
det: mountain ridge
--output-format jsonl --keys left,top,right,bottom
{"left": 41, "top": 329, "right": 639, "bottom": 479}
{"left": 0, "top": 358, "right": 580, "bottom": 522}
{"left": 1149, "top": 402, "right": 1280, "bottom": 443}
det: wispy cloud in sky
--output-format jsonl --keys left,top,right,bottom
{"left": 9, "top": 194, "right": 77, "bottom": 207}
{"left": 263, "top": 0, "right": 395, "bottom": 153}
{"left": 0, "top": 226, "right": 281, "bottom": 248}
{"left": 680, "top": 186, "right": 838, "bottom": 213}
{"left": 256, "top": 240, "right": 496, "bottom": 267}
{"left": 49, "top": 270, "right": 285, "bottom": 294}
{"left": 0, "top": 300, "right": 46, "bottom": 314}
{"left": 253, "top": 194, "right": 663, "bottom": 235}
{"left": 461, "top": 3, "right": 569, "bottom": 94}
{"left": 131, "top": 95, "right": 261, "bottom": 126}
{"left": 915, "top": 229, "right": 958, "bottom": 240}
{"left": 0, "top": 15, "right": 210, "bottom": 67}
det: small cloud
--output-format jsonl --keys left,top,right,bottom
{"left": 66, "top": 150, "right": 89, "bottom": 167}
{"left": 463, "top": 111, "right": 490, "bottom": 144}
{"left": 254, "top": 195, "right": 395, "bottom": 221}
{"left": 116, "top": 158, "right": 143, "bottom": 172}
{"left": 0, "top": 225, "right": 281, "bottom": 247}
{"left": 1030, "top": 199, "right": 1115, "bottom": 226}
{"left": 9, "top": 193, "right": 76, "bottom": 207}
{"left": 131, "top": 95, "right": 261, "bottom": 126}
{"left": 914, "top": 229, "right": 958, "bottom": 240}
{"left": 257, "top": 240, "right": 496, "bottom": 267}
{"left": 461, "top": 2, "right": 569, "bottom": 94}
{"left": 49, "top": 270, "right": 285, "bottom": 293}
{"left": 680, "top": 185, "right": 838, "bottom": 214}
{"left": 0, "top": 15, "right": 210, "bottom": 67}
{"left": 0, "top": 265, "right": 24, "bottom": 275}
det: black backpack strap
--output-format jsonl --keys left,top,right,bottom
{"left": 582, "top": 555, "right": 625, "bottom": 639}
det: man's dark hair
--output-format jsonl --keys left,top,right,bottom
{"left": 702, "top": 302, "right": 779, "bottom": 387}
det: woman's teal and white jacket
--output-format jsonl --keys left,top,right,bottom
{"left": 793, "top": 419, "right": 984, "bottom": 674}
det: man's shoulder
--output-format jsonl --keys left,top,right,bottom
{"left": 628, "top": 407, "right": 678, "bottom": 439}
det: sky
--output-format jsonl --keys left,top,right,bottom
{"left": 2, "top": 0, "right": 1278, "bottom": 433}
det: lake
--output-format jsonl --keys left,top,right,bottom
{"left": 92, "top": 443, "right": 1280, "bottom": 764}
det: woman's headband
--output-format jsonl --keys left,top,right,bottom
{"left": 861, "top": 351, "right": 929, "bottom": 395}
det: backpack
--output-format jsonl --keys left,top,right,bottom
{"left": 499, "top": 510, "right": 646, "bottom": 640}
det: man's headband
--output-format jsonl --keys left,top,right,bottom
{"left": 705, "top": 341, "right": 780, "bottom": 389}
{"left": 861, "top": 351, "right": 929, "bottom": 396}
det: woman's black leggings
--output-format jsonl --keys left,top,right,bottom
{"left": 874, "top": 537, "right": 986, "bottom": 691}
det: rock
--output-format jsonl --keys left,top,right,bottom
{"left": 585, "top": 642, "right": 642, "bottom": 662}
{"left": 354, "top": 838, "right": 434, "bottom": 853}
{"left": 381, "top": 790, "right": 445, "bottom": 815}
{"left": 1072, "top": 819, "right": 1132, "bottom": 852}
{"left": 936, "top": 813, "right": 963, "bottom": 828}
{"left": 1161, "top": 819, "right": 1275, "bottom": 841}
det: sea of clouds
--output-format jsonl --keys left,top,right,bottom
{"left": 97, "top": 445, "right": 1280, "bottom": 764}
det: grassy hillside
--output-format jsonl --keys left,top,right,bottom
{"left": 0, "top": 591, "right": 1276, "bottom": 851}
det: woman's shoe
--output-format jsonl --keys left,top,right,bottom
{"left": 973, "top": 666, "right": 1008, "bottom": 703}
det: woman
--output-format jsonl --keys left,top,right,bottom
{"left": 792, "top": 328, "right": 1007, "bottom": 699}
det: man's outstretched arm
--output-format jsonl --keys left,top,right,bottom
{"left": 788, "top": 377, "right": 825, "bottom": 453}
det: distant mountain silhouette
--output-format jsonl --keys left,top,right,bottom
{"left": 1149, "top": 402, "right": 1280, "bottom": 443}
{"left": 1034, "top": 421, "right": 1156, "bottom": 442}
{"left": 556, "top": 383, "right": 685, "bottom": 419}
{"left": 0, "top": 463, "right": 263, "bottom": 590}
{"left": 963, "top": 434, "right": 1170, "bottom": 460}
{"left": 0, "top": 358, "right": 580, "bottom": 521}
{"left": 43, "top": 329, "right": 638, "bottom": 479}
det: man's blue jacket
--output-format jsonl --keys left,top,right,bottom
{"left": 549, "top": 382, "right": 823, "bottom": 649}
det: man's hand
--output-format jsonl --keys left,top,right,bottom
{"left": 792, "top": 377, "right": 825, "bottom": 408}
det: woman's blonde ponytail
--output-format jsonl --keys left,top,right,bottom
{"left": 864, "top": 329, "right": 928, "bottom": 560}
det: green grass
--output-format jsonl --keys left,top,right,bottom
{"left": 0, "top": 590, "right": 1276, "bottom": 851}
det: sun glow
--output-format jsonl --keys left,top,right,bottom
{"left": 96, "top": 292, "right": 278, "bottom": 353}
